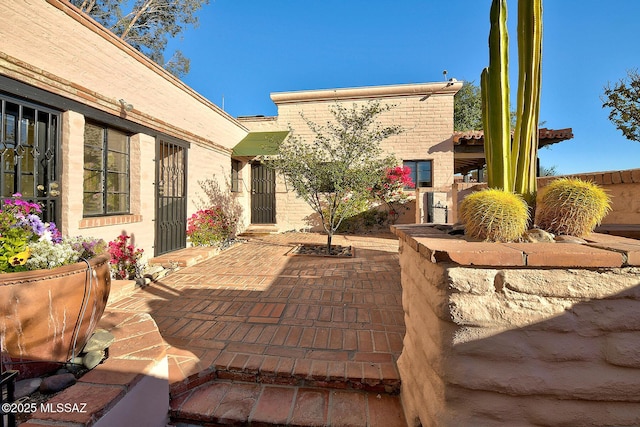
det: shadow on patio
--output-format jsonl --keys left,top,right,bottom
{"left": 107, "top": 232, "right": 407, "bottom": 426}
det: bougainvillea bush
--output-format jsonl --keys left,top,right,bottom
{"left": 186, "top": 207, "right": 232, "bottom": 246}
{"left": 370, "top": 166, "right": 415, "bottom": 224}
{"left": 108, "top": 234, "right": 144, "bottom": 280}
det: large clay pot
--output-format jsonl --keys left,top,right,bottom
{"left": 0, "top": 254, "right": 111, "bottom": 377}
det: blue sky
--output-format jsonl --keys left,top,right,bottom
{"left": 172, "top": 0, "right": 640, "bottom": 175}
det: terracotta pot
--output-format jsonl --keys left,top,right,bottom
{"left": 0, "top": 254, "right": 111, "bottom": 377}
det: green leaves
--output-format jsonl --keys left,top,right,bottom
{"left": 270, "top": 101, "right": 401, "bottom": 249}
{"left": 70, "top": 0, "right": 208, "bottom": 77}
{"left": 602, "top": 69, "right": 640, "bottom": 143}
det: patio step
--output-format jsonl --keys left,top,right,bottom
{"left": 239, "top": 224, "right": 279, "bottom": 236}
{"left": 169, "top": 380, "right": 406, "bottom": 427}
{"left": 168, "top": 350, "right": 402, "bottom": 399}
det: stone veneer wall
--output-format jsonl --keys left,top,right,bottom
{"left": 392, "top": 225, "right": 640, "bottom": 427}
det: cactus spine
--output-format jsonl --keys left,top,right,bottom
{"left": 536, "top": 178, "right": 611, "bottom": 237}
{"left": 460, "top": 188, "right": 530, "bottom": 242}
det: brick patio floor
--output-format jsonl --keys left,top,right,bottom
{"left": 108, "top": 232, "right": 406, "bottom": 426}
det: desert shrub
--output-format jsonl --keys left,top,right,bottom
{"left": 197, "top": 178, "right": 243, "bottom": 238}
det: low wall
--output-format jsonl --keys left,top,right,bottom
{"left": 392, "top": 225, "right": 640, "bottom": 427}
{"left": 538, "top": 168, "right": 640, "bottom": 226}
{"left": 451, "top": 168, "right": 640, "bottom": 230}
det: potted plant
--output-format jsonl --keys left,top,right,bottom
{"left": 0, "top": 194, "right": 110, "bottom": 378}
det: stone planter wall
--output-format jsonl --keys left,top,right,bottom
{"left": 392, "top": 225, "right": 640, "bottom": 427}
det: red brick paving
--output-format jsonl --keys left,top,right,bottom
{"left": 109, "top": 232, "right": 406, "bottom": 425}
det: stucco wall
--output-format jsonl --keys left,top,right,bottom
{"left": 394, "top": 226, "right": 640, "bottom": 427}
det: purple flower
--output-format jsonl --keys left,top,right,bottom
{"left": 27, "top": 214, "right": 46, "bottom": 235}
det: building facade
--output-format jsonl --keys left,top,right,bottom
{"left": 0, "top": 0, "right": 248, "bottom": 258}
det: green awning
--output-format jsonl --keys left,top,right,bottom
{"left": 232, "top": 131, "right": 289, "bottom": 157}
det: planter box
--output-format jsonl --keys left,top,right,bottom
{"left": 0, "top": 254, "right": 111, "bottom": 378}
{"left": 391, "top": 225, "right": 640, "bottom": 427}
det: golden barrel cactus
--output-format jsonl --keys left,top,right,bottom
{"left": 535, "top": 178, "right": 611, "bottom": 237}
{"left": 459, "top": 188, "right": 530, "bottom": 242}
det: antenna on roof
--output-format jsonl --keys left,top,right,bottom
{"left": 222, "top": 95, "right": 225, "bottom": 111}
{"left": 443, "top": 70, "right": 448, "bottom": 81}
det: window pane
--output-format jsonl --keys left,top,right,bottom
{"left": 107, "top": 172, "right": 128, "bottom": 192}
{"left": 107, "top": 152, "right": 127, "bottom": 172}
{"left": 84, "top": 124, "right": 104, "bottom": 148}
{"left": 403, "top": 161, "right": 417, "bottom": 189}
{"left": 84, "top": 169, "right": 103, "bottom": 192}
{"left": 417, "top": 161, "right": 432, "bottom": 187}
{"left": 231, "top": 160, "right": 240, "bottom": 192}
{"left": 84, "top": 146, "right": 103, "bottom": 170}
{"left": 20, "top": 175, "right": 34, "bottom": 197}
{"left": 3, "top": 174, "right": 14, "bottom": 197}
{"left": 106, "top": 193, "right": 128, "bottom": 213}
{"left": 83, "top": 192, "right": 103, "bottom": 216}
{"left": 107, "top": 129, "right": 128, "bottom": 153}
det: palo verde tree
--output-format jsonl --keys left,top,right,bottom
{"left": 270, "top": 102, "right": 401, "bottom": 254}
{"left": 69, "top": 0, "right": 209, "bottom": 77}
{"left": 602, "top": 69, "right": 640, "bottom": 142}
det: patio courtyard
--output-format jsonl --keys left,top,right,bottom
{"left": 107, "top": 232, "right": 407, "bottom": 426}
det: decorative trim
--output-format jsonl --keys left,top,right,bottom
{"left": 79, "top": 214, "right": 143, "bottom": 229}
{"left": 271, "top": 81, "right": 463, "bottom": 104}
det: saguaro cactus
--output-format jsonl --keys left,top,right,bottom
{"left": 481, "top": 0, "right": 543, "bottom": 204}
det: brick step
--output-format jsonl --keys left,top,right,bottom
{"left": 169, "top": 380, "right": 406, "bottom": 427}
{"left": 169, "top": 351, "right": 401, "bottom": 398}
{"left": 239, "top": 224, "right": 279, "bottom": 236}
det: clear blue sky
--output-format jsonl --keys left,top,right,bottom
{"left": 172, "top": 0, "right": 640, "bottom": 175}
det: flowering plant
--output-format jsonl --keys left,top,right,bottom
{"left": 0, "top": 193, "right": 106, "bottom": 273}
{"left": 370, "top": 166, "right": 415, "bottom": 224}
{"left": 186, "top": 207, "right": 232, "bottom": 246}
{"left": 108, "top": 234, "right": 144, "bottom": 280}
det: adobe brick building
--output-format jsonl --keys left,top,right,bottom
{"left": 0, "top": 0, "right": 469, "bottom": 256}
{"left": 237, "top": 82, "right": 462, "bottom": 232}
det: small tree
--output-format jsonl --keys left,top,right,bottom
{"left": 270, "top": 102, "right": 401, "bottom": 253}
{"left": 454, "top": 82, "right": 483, "bottom": 132}
{"left": 602, "top": 69, "right": 640, "bottom": 142}
{"left": 70, "top": 0, "right": 209, "bottom": 77}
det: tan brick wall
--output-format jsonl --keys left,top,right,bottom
{"left": 0, "top": 0, "right": 247, "bottom": 152}
{"left": 269, "top": 83, "right": 459, "bottom": 231}
{"left": 396, "top": 233, "right": 640, "bottom": 427}
{"left": 62, "top": 111, "right": 156, "bottom": 261}
{"left": 0, "top": 0, "right": 250, "bottom": 256}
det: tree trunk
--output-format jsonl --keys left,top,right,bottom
{"left": 326, "top": 232, "right": 332, "bottom": 255}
